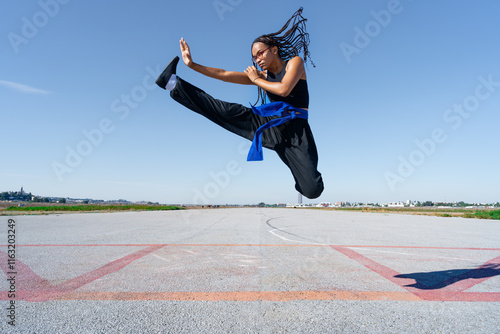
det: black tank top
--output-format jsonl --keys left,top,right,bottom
{"left": 265, "top": 62, "right": 309, "bottom": 109}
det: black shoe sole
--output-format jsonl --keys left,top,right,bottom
{"left": 155, "top": 56, "right": 180, "bottom": 89}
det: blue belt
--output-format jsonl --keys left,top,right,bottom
{"left": 247, "top": 101, "right": 308, "bottom": 161}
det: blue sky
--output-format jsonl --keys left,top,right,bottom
{"left": 1, "top": 0, "right": 499, "bottom": 205}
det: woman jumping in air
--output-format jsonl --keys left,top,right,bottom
{"left": 156, "top": 7, "right": 324, "bottom": 199}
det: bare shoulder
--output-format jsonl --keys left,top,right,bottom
{"left": 285, "top": 56, "right": 306, "bottom": 80}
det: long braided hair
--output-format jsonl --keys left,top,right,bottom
{"left": 252, "top": 7, "right": 314, "bottom": 105}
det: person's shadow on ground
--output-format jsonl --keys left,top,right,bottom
{"left": 394, "top": 263, "right": 500, "bottom": 290}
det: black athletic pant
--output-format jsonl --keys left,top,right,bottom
{"left": 170, "top": 77, "right": 324, "bottom": 199}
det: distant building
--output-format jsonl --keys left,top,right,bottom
{"left": 388, "top": 201, "right": 405, "bottom": 208}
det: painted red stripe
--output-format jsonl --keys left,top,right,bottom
{"left": 1, "top": 289, "right": 498, "bottom": 302}
{"left": 435, "top": 255, "right": 500, "bottom": 293}
{"left": 2, "top": 244, "right": 499, "bottom": 251}
{"left": 0, "top": 250, "right": 51, "bottom": 290}
{"left": 0, "top": 245, "right": 164, "bottom": 302}
{"left": 331, "top": 246, "right": 500, "bottom": 302}
{"left": 51, "top": 291, "right": 500, "bottom": 302}
{"left": 330, "top": 246, "right": 422, "bottom": 294}
{"left": 51, "top": 245, "right": 164, "bottom": 291}
{"left": 413, "top": 291, "right": 500, "bottom": 302}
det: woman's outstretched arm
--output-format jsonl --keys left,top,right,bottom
{"left": 180, "top": 38, "right": 259, "bottom": 85}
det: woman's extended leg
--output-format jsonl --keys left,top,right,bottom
{"left": 169, "top": 76, "right": 282, "bottom": 149}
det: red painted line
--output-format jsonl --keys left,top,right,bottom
{"left": 0, "top": 244, "right": 169, "bottom": 247}
{"left": 330, "top": 246, "right": 422, "bottom": 295}
{"left": 343, "top": 246, "right": 500, "bottom": 251}
{"left": 0, "top": 250, "right": 52, "bottom": 290}
{"left": 0, "top": 245, "right": 164, "bottom": 302}
{"left": 1, "top": 289, "right": 498, "bottom": 302}
{"left": 413, "top": 291, "right": 500, "bottom": 302}
{"left": 40, "top": 244, "right": 165, "bottom": 301}
{"left": 435, "top": 255, "right": 500, "bottom": 293}
{"left": 50, "top": 290, "right": 423, "bottom": 302}
{"left": 1, "top": 244, "right": 499, "bottom": 250}
{"left": 331, "top": 246, "right": 500, "bottom": 302}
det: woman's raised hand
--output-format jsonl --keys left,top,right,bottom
{"left": 244, "top": 65, "right": 260, "bottom": 83}
{"left": 180, "top": 38, "right": 193, "bottom": 68}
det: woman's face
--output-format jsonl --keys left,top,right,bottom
{"left": 251, "top": 42, "right": 276, "bottom": 70}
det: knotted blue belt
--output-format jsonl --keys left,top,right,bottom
{"left": 247, "top": 101, "right": 308, "bottom": 161}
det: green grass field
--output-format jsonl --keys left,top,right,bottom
{"left": 2, "top": 204, "right": 499, "bottom": 220}
{"left": 4, "top": 204, "right": 183, "bottom": 213}
{"left": 463, "top": 210, "right": 500, "bottom": 220}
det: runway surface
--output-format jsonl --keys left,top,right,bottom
{"left": 1, "top": 208, "right": 499, "bottom": 333}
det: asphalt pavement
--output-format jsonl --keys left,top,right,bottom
{"left": 1, "top": 208, "right": 499, "bottom": 333}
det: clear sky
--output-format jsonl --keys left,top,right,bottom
{"left": 1, "top": 0, "right": 499, "bottom": 205}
